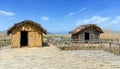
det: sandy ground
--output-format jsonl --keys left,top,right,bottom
{"left": 0, "top": 45, "right": 120, "bottom": 69}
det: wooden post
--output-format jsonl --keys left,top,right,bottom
{"left": 79, "top": 40, "right": 80, "bottom": 49}
{"left": 109, "top": 43, "right": 111, "bottom": 49}
{"left": 0, "top": 40, "right": 1, "bottom": 50}
{"left": 100, "top": 41, "right": 102, "bottom": 49}
{"left": 88, "top": 41, "right": 89, "bottom": 49}
{"left": 34, "top": 31, "right": 36, "bottom": 47}
{"left": 4, "top": 40, "right": 6, "bottom": 46}
{"left": 119, "top": 44, "right": 120, "bottom": 55}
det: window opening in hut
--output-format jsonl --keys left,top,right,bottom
{"left": 85, "top": 32, "right": 89, "bottom": 40}
{"left": 20, "top": 31, "right": 28, "bottom": 47}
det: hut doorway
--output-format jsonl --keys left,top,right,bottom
{"left": 20, "top": 31, "right": 28, "bottom": 47}
{"left": 85, "top": 32, "right": 89, "bottom": 40}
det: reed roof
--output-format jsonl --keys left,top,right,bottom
{"left": 69, "top": 24, "right": 103, "bottom": 34}
{"left": 7, "top": 20, "right": 47, "bottom": 35}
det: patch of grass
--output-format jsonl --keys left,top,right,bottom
{"left": 60, "top": 45, "right": 102, "bottom": 50}
{"left": 103, "top": 47, "right": 119, "bottom": 55}
{"left": 0, "top": 41, "right": 11, "bottom": 48}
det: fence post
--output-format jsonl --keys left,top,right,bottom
{"left": 0, "top": 40, "right": 1, "bottom": 50}
{"left": 101, "top": 41, "right": 102, "bottom": 47}
{"left": 109, "top": 43, "right": 111, "bottom": 49}
{"left": 88, "top": 41, "right": 89, "bottom": 49}
{"left": 5, "top": 40, "right": 6, "bottom": 46}
{"left": 119, "top": 44, "right": 120, "bottom": 55}
{"left": 79, "top": 40, "right": 80, "bottom": 49}
{"left": 100, "top": 41, "right": 102, "bottom": 49}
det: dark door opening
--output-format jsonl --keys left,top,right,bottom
{"left": 20, "top": 31, "right": 28, "bottom": 47}
{"left": 85, "top": 32, "right": 89, "bottom": 40}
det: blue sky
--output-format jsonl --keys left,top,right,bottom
{"left": 0, "top": 0, "right": 120, "bottom": 34}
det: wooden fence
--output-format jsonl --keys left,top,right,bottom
{"left": 55, "top": 39, "right": 120, "bottom": 55}
{"left": 0, "top": 39, "right": 11, "bottom": 47}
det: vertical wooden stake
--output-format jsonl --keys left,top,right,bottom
{"left": 88, "top": 41, "right": 89, "bottom": 49}
{"left": 119, "top": 44, "right": 120, "bottom": 55}
{"left": 109, "top": 43, "right": 111, "bottom": 49}
{"left": 100, "top": 41, "right": 102, "bottom": 49}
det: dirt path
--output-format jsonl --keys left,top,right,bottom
{"left": 0, "top": 45, "right": 120, "bottom": 69}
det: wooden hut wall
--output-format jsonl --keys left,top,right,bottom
{"left": 12, "top": 27, "right": 21, "bottom": 48}
{"left": 71, "top": 33, "right": 79, "bottom": 40}
{"left": 11, "top": 23, "right": 42, "bottom": 48}
{"left": 79, "top": 30, "right": 100, "bottom": 41}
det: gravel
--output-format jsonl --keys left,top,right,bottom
{"left": 0, "top": 45, "right": 120, "bottom": 69}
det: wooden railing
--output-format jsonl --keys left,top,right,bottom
{"left": 52, "top": 39, "right": 120, "bottom": 55}
{"left": 0, "top": 38, "right": 11, "bottom": 47}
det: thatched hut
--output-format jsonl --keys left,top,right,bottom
{"left": 69, "top": 24, "right": 103, "bottom": 41}
{"left": 7, "top": 20, "right": 46, "bottom": 48}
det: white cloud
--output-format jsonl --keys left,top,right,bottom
{"left": 76, "top": 16, "right": 111, "bottom": 26}
{"left": 68, "top": 8, "right": 87, "bottom": 17}
{"left": 0, "top": 10, "right": 15, "bottom": 16}
{"left": 41, "top": 16, "right": 50, "bottom": 21}
{"left": 109, "top": 16, "right": 120, "bottom": 25}
{"left": 91, "top": 16, "right": 110, "bottom": 23}
{"left": 79, "top": 8, "right": 86, "bottom": 12}
{"left": 68, "top": 12, "right": 75, "bottom": 16}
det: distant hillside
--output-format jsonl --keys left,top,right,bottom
{"left": 52, "top": 31, "right": 68, "bottom": 35}
{"left": 100, "top": 30, "right": 120, "bottom": 40}
{"left": 0, "top": 31, "right": 6, "bottom": 35}
{"left": 47, "top": 32, "right": 54, "bottom": 35}
{"left": 51, "top": 30, "right": 120, "bottom": 40}
{"left": 1, "top": 30, "right": 120, "bottom": 40}
{"left": 0, "top": 31, "right": 11, "bottom": 39}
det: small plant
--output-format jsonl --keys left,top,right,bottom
{"left": 89, "top": 46, "right": 92, "bottom": 49}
